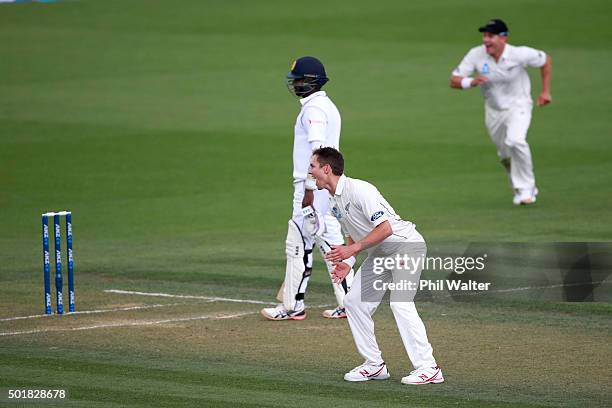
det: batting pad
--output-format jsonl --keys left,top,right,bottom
{"left": 283, "top": 220, "right": 306, "bottom": 311}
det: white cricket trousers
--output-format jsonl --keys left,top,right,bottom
{"left": 485, "top": 104, "right": 536, "bottom": 190}
{"left": 343, "top": 242, "right": 437, "bottom": 369}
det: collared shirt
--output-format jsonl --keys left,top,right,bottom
{"left": 452, "top": 43, "right": 547, "bottom": 110}
{"left": 293, "top": 91, "right": 341, "bottom": 183}
{"left": 329, "top": 175, "right": 424, "bottom": 246}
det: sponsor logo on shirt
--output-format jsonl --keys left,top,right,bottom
{"left": 331, "top": 206, "right": 342, "bottom": 220}
{"left": 482, "top": 63, "right": 490, "bottom": 74}
{"left": 370, "top": 211, "right": 384, "bottom": 221}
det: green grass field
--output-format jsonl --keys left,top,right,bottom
{"left": 1, "top": 0, "right": 611, "bottom": 406}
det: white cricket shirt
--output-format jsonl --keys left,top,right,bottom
{"left": 292, "top": 91, "right": 341, "bottom": 183}
{"left": 452, "top": 44, "right": 547, "bottom": 110}
{"left": 329, "top": 175, "right": 424, "bottom": 246}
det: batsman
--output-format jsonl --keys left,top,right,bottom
{"left": 261, "top": 56, "right": 354, "bottom": 321}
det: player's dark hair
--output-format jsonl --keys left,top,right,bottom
{"left": 312, "top": 147, "right": 344, "bottom": 176}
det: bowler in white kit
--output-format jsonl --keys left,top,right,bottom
{"left": 310, "top": 147, "right": 443, "bottom": 385}
{"left": 450, "top": 19, "right": 552, "bottom": 205}
{"left": 261, "top": 57, "right": 353, "bottom": 321}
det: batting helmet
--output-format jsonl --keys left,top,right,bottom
{"left": 286, "top": 56, "right": 329, "bottom": 97}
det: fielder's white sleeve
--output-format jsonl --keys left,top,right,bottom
{"left": 301, "top": 106, "right": 328, "bottom": 146}
{"left": 515, "top": 46, "right": 547, "bottom": 68}
{"left": 356, "top": 185, "right": 390, "bottom": 229}
{"left": 452, "top": 47, "right": 478, "bottom": 77}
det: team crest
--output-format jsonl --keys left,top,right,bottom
{"left": 482, "top": 63, "right": 490, "bottom": 74}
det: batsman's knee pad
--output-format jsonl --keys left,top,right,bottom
{"left": 283, "top": 220, "right": 311, "bottom": 311}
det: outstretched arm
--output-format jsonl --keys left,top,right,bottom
{"left": 537, "top": 55, "right": 552, "bottom": 106}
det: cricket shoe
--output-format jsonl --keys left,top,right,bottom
{"left": 401, "top": 366, "right": 444, "bottom": 385}
{"left": 322, "top": 306, "right": 347, "bottom": 319}
{"left": 343, "top": 362, "right": 390, "bottom": 382}
{"left": 260, "top": 304, "right": 306, "bottom": 321}
{"left": 513, "top": 188, "right": 538, "bottom": 205}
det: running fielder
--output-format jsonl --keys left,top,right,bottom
{"left": 310, "top": 147, "right": 444, "bottom": 385}
{"left": 450, "top": 18, "right": 552, "bottom": 205}
{"left": 261, "top": 57, "right": 353, "bottom": 321}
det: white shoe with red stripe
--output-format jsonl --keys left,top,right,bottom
{"left": 343, "top": 362, "right": 390, "bottom": 382}
{"left": 401, "top": 366, "right": 444, "bottom": 385}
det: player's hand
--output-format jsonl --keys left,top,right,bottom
{"left": 331, "top": 261, "right": 351, "bottom": 284}
{"left": 325, "top": 244, "right": 357, "bottom": 264}
{"left": 471, "top": 75, "right": 488, "bottom": 87}
{"left": 537, "top": 92, "right": 552, "bottom": 106}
